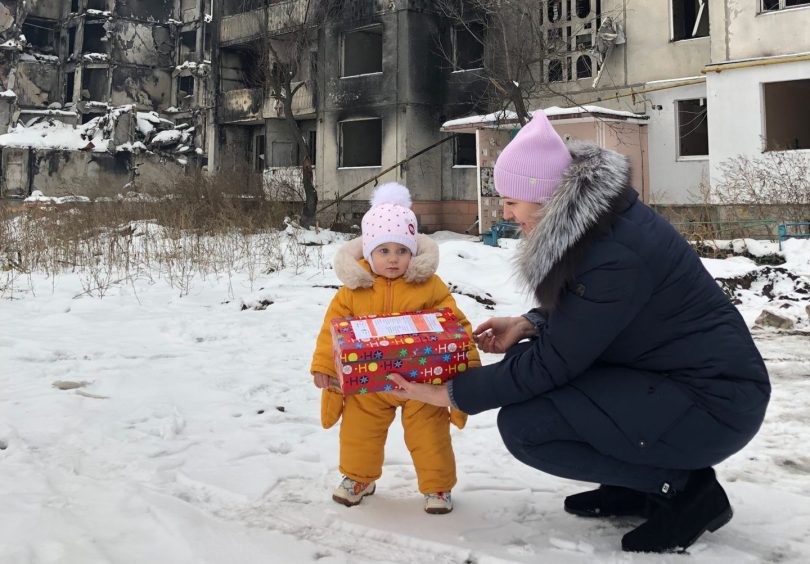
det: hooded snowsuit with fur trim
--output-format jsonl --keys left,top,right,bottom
{"left": 310, "top": 235, "right": 480, "bottom": 494}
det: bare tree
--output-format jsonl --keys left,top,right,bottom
{"left": 243, "top": 0, "right": 340, "bottom": 226}
{"left": 434, "top": 0, "right": 620, "bottom": 126}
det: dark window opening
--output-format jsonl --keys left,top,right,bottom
{"left": 83, "top": 23, "right": 107, "bottom": 53}
{"left": 576, "top": 55, "right": 592, "bottom": 78}
{"left": 177, "top": 76, "right": 194, "bottom": 99}
{"left": 575, "top": 33, "right": 592, "bottom": 50}
{"left": 307, "top": 129, "right": 316, "bottom": 166}
{"left": 220, "top": 45, "right": 261, "bottom": 91}
{"left": 22, "top": 18, "right": 58, "bottom": 54}
{"left": 548, "top": 0, "right": 562, "bottom": 22}
{"left": 254, "top": 134, "right": 266, "bottom": 172}
{"left": 81, "top": 68, "right": 108, "bottom": 101}
{"left": 204, "top": 23, "right": 212, "bottom": 60}
{"left": 453, "top": 22, "right": 485, "bottom": 71}
{"left": 672, "top": 0, "right": 709, "bottom": 41}
{"left": 68, "top": 26, "right": 77, "bottom": 58}
{"left": 454, "top": 134, "right": 476, "bottom": 166}
{"left": 677, "top": 98, "right": 708, "bottom": 157}
{"left": 340, "top": 119, "right": 382, "bottom": 167}
{"left": 763, "top": 79, "right": 810, "bottom": 151}
{"left": 547, "top": 27, "right": 566, "bottom": 54}
{"left": 576, "top": 0, "right": 591, "bottom": 18}
{"left": 342, "top": 25, "right": 382, "bottom": 77}
{"left": 64, "top": 72, "right": 75, "bottom": 103}
{"left": 71, "top": 0, "right": 80, "bottom": 13}
{"left": 180, "top": 30, "right": 197, "bottom": 61}
{"left": 548, "top": 59, "right": 564, "bottom": 82}
{"left": 81, "top": 112, "right": 103, "bottom": 125}
{"left": 87, "top": 0, "right": 107, "bottom": 10}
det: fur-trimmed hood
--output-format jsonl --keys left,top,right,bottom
{"left": 334, "top": 234, "right": 439, "bottom": 289}
{"left": 517, "top": 141, "right": 634, "bottom": 309}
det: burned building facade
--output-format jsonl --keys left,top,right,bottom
{"left": 0, "top": 0, "right": 214, "bottom": 198}
{"left": 214, "top": 0, "right": 487, "bottom": 232}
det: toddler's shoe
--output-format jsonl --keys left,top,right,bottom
{"left": 424, "top": 491, "right": 453, "bottom": 514}
{"left": 332, "top": 476, "right": 375, "bottom": 507}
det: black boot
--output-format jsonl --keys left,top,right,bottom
{"left": 564, "top": 485, "right": 648, "bottom": 518}
{"left": 621, "top": 468, "right": 733, "bottom": 553}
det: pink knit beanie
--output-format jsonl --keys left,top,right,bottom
{"left": 361, "top": 183, "right": 418, "bottom": 267}
{"left": 494, "top": 111, "right": 573, "bottom": 202}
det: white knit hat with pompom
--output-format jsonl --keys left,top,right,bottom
{"left": 361, "top": 182, "right": 418, "bottom": 268}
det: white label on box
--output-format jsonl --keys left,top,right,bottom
{"left": 350, "top": 313, "right": 443, "bottom": 339}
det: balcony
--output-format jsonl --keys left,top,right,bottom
{"left": 219, "top": 87, "right": 264, "bottom": 123}
{"left": 220, "top": 0, "right": 310, "bottom": 47}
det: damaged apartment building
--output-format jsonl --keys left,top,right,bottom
{"left": 216, "top": 0, "right": 810, "bottom": 233}
{"left": 0, "top": 0, "right": 214, "bottom": 198}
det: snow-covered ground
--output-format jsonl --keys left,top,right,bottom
{"left": 2, "top": 231, "right": 809, "bottom": 563}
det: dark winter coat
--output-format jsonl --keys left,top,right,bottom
{"left": 451, "top": 142, "right": 770, "bottom": 465}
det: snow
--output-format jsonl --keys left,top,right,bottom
{"left": 0, "top": 118, "right": 110, "bottom": 152}
{"left": 0, "top": 89, "right": 16, "bottom": 99}
{"left": 442, "top": 106, "right": 646, "bottom": 129}
{"left": 1, "top": 230, "right": 809, "bottom": 563}
{"left": 151, "top": 129, "right": 183, "bottom": 146}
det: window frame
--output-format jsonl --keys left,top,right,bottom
{"left": 670, "top": 0, "right": 709, "bottom": 42}
{"left": 675, "top": 97, "right": 709, "bottom": 160}
{"left": 338, "top": 117, "right": 383, "bottom": 169}
{"left": 760, "top": 0, "right": 810, "bottom": 13}
{"left": 451, "top": 22, "right": 485, "bottom": 73}
{"left": 340, "top": 24, "right": 384, "bottom": 79}
{"left": 453, "top": 133, "right": 477, "bottom": 167}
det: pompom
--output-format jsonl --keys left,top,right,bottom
{"left": 370, "top": 182, "right": 412, "bottom": 209}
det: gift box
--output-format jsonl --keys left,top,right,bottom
{"left": 330, "top": 308, "right": 473, "bottom": 395}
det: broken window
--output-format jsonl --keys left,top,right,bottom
{"left": 81, "top": 67, "right": 108, "bottom": 101}
{"left": 763, "top": 79, "right": 810, "bottom": 151}
{"left": 452, "top": 22, "right": 485, "bottom": 71}
{"left": 64, "top": 71, "right": 76, "bottom": 103}
{"left": 762, "top": 0, "right": 810, "bottom": 11}
{"left": 254, "top": 134, "right": 266, "bottom": 172}
{"left": 575, "top": 0, "right": 591, "bottom": 18}
{"left": 454, "top": 134, "right": 476, "bottom": 166}
{"left": 676, "top": 98, "right": 708, "bottom": 157}
{"left": 548, "top": 59, "right": 565, "bottom": 82}
{"left": 180, "top": 30, "right": 197, "bottom": 61}
{"left": 340, "top": 118, "right": 382, "bottom": 167}
{"left": 672, "top": 1, "right": 709, "bottom": 41}
{"left": 548, "top": 1, "right": 563, "bottom": 22}
{"left": 71, "top": 0, "right": 80, "bottom": 13}
{"left": 342, "top": 25, "right": 383, "bottom": 77}
{"left": 83, "top": 22, "right": 107, "bottom": 53}
{"left": 68, "top": 26, "right": 77, "bottom": 58}
{"left": 177, "top": 75, "right": 194, "bottom": 99}
{"left": 576, "top": 55, "right": 592, "bottom": 78}
{"left": 22, "top": 17, "right": 58, "bottom": 54}
{"left": 87, "top": 0, "right": 107, "bottom": 10}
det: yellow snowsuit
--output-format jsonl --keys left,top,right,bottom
{"left": 310, "top": 236, "right": 480, "bottom": 494}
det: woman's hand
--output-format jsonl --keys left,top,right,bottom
{"left": 388, "top": 373, "right": 451, "bottom": 407}
{"left": 472, "top": 316, "right": 535, "bottom": 354}
{"left": 313, "top": 372, "right": 341, "bottom": 391}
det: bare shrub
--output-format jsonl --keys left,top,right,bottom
{"left": 715, "top": 151, "right": 810, "bottom": 231}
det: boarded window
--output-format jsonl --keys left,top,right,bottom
{"left": 342, "top": 26, "right": 382, "bottom": 77}
{"left": 271, "top": 141, "right": 294, "bottom": 167}
{"left": 340, "top": 118, "right": 382, "bottom": 167}
{"left": 672, "top": 1, "right": 709, "bottom": 41}
{"left": 453, "top": 22, "right": 484, "bottom": 71}
{"left": 763, "top": 79, "right": 810, "bottom": 151}
{"left": 454, "top": 134, "right": 476, "bottom": 166}
{"left": 677, "top": 98, "right": 708, "bottom": 157}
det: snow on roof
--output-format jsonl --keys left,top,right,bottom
{"left": 0, "top": 89, "right": 16, "bottom": 99}
{"left": 441, "top": 110, "right": 519, "bottom": 129}
{"left": 442, "top": 105, "right": 647, "bottom": 130}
